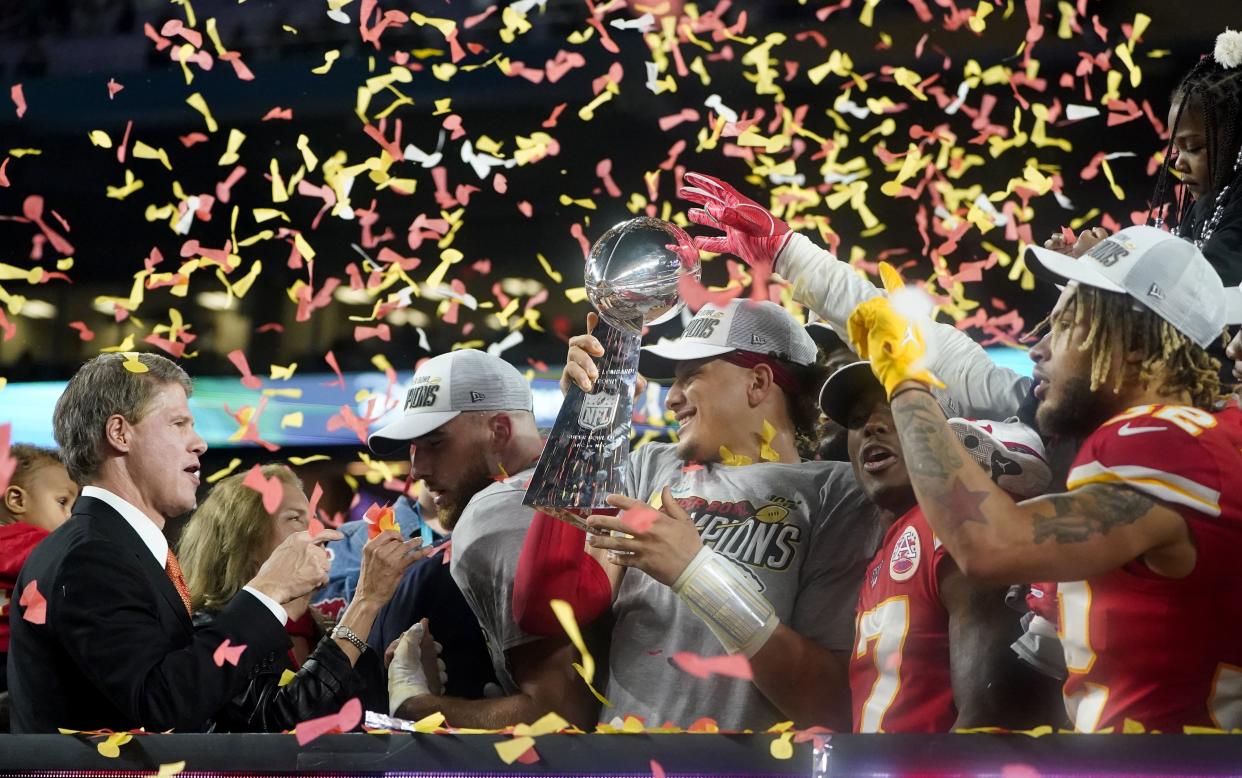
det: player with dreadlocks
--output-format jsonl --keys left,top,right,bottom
{"left": 848, "top": 225, "right": 1242, "bottom": 732}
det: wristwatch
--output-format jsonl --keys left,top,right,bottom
{"left": 330, "top": 624, "right": 369, "bottom": 654}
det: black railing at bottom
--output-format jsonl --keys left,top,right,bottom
{"left": 2, "top": 733, "right": 1242, "bottom": 777}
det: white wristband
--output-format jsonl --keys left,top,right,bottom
{"left": 672, "top": 547, "right": 779, "bottom": 658}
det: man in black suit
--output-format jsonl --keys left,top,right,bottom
{"left": 7, "top": 353, "right": 343, "bottom": 732}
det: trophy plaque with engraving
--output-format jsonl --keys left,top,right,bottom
{"left": 523, "top": 217, "right": 701, "bottom": 528}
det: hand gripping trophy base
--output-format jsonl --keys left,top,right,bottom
{"left": 522, "top": 317, "right": 640, "bottom": 530}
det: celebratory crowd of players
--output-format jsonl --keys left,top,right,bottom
{"left": 3, "top": 31, "right": 1242, "bottom": 735}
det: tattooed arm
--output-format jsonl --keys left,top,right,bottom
{"left": 888, "top": 385, "right": 1193, "bottom": 584}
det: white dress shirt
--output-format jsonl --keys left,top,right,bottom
{"left": 81, "top": 485, "right": 287, "bottom": 624}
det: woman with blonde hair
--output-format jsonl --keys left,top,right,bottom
{"left": 179, "top": 464, "right": 433, "bottom": 731}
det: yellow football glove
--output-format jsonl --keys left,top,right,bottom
{"left": 846, "top": 262, "right": 944, "bottom": 397}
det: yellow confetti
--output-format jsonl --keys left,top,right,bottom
{"left": 186, "top": 92, "right": 218, "bottom": 132}
{"left": 253, "top": 208, "right": 290, "bottom": 223}
{"left": 270, "top": 362, "right": 297, "bottom": 380}
{"left": 296, "top": 134, "right": 318, "bottom": 172}
{"left": 550, "top": 599, "right": 612, "bottom": 705}
{"left": 535, "top": 253, "right": 563, "bottom": 283}
{"left": 270, "top": 158, "right": 289, "bottom": 204}
{"left": 207, "top": 458, "right": 242, "bottom": 484}
{"left": 293, "top": 231, "right": 315, "bottom": 261}
{"left": 433, "top": 98, "right": 452, "bottom": 115}
{"left": 133, "top": 140, "right": 173, "bottom": 170}
{"left": 88, "top": 130, "right": 113, "bottom": 148}
{"left": 719, "top": 445, "right": 752, "bottom": 466}
{"left": 278, "top": 668, "right": 296, "bottom": 687}
{"left": 218, "top": 128, "right": 245, "bottom": 166}
{"left": 494, "top": 736, "right": 535, "bottom": 764}
{"left": 96, "top": 732, "right": 132, "bottom": 758}
{"left": 513, "top": 711, "right": 570, "bottom": 737}
{"left": 312, "top": 49, "right": 341, "bottom": 75}
{"left": 106, "top": 169, "right": 144, "bottom": 201}
{"left": 409, "top": 11, "right": 456, "bottom": 36}
{"left": 968, "top": 1, "right": 993, "bottom": 32}
{"left": 1100, "top": 158, "right": 1126, "bottom": 201}
{"left": 770, "top": 731, "right": 795, "bottom": 760}
{"left": 759, "top": 419, "right": 780, "bottom": 463}
{"left": 157, "top": 761, "right": 186, "bottom": 777}
{"left": 280, "top": 412, "right": 304, "bottom": 429}
{"left": 413, "top": 712, "right": 446, "bottom": 732}
{"left": 287, "top": 454, "right": 331, "bottom": 465}
{"left": 56, "top": 258, "right": 73, "bottom": 271}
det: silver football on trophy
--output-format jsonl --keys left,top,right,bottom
{"left": 585, "top": 217, "right": 702, "bottom": 332}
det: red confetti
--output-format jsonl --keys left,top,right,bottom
{"left": 670, "top": 651, "right": 753, "bottom": 680}
{"left": 0, "top": 157, "right": 9, "bottom": 188}
{"left": 213, "top": 638, "right": 246, "bottom": 667}
{"left": 10, "top": 83, "right": 25, "bottom": 118}
{"left": 106, "top": 78, "right": 124, "bottom": 99}
{"left": 242, "top": 464, "right": 284, "bottom": 514}
{"left": 650, "top": 760, "right": 666, "bottom": 778}
{"left": 68, "top": 321, "right": 95, "bottom": 341}
{"left": 295, "top": 697, "right": 362, "bottom": 745}
{"left": 19, "top": 580, "right": 46, "bottom": 624}
{"left": 227, "top": 349, "right": 262, "bottom": 389}
{"left": 619, "top": 504, "right": 662, "bottom": 534}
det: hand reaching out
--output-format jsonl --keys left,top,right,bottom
{"left": 1044, "top": 227, "right": 1109, "bottom": 258}
{"left": 679, "top": 171, "right": 792, "bottom": 271}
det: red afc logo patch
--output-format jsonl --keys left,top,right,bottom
{"left": 889, "top": 526, "right": 921, "bottom": 582}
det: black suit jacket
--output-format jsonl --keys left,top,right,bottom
{"left": 6, "top": 496, "right": 291, "bottom": 733}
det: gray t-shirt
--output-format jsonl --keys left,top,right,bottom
{"left": 607, "top": 443, "right": 882, "bottom": 730}
{"left": 449, "top": 466, "right": 541, "bottom": 694}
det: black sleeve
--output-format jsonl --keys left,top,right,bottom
{"left": 212, "top": 637, "right": 374, "bottom": 732}
{"left": 1201, "top": 199, "right": 1242, "bottom": 289}
{"left": 52, "top": 542, "right": 291, "bottom": 732}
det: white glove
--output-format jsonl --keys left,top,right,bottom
{"left": 387, "top": 620, "right": 448, "bottom": 716}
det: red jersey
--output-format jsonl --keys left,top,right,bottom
{"left": 1059, "top": 403, "right": 1242, "bottom": 732}
{"left": 850, "top": 506, "right": 955, "bottom": 732}
{"left": 0, "top": 522, "right": 50, "bottom": 653}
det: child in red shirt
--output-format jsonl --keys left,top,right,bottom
{"left": 1, "top": 445, "right": 79, "bottom": 712}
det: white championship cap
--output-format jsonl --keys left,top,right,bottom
{"left": 368, "top": 349, "right": 533, "bottom": 454}
{"left": 639, "top": 299, "right": 819, "bottom": 379}
{"left": 1024, "top": 225, "right": 1242, "bottom": 349}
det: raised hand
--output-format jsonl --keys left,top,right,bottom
{"left": 1044, "top": 226, "right": 1110, "bottom": 258}
{"left": 846, "top": 262, "right": 944, "bottom": 397}
{"left": 353, "top": 530, "right": 428, "bottom": 607}
{"left": 679, "top": 171, "right": 792, "bottom": 271}
{"left": 559, "top": 311, "right": 647, "bottom": 398}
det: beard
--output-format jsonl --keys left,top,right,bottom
{"left": 434, "top": 459, "right": 496, "bottom": 532}
{"left": 1034, "top": 374, "right": 1119, "bottom": 438}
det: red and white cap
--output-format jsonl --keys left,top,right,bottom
{"left": 948, "top": 418, "right": 1052, "bottom": 499}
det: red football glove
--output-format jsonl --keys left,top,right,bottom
{"left": 679, "top": 172, "right": 793, "bottom": 272}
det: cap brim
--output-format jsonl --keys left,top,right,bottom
{"left": 818, "top": 361, "right": 884, "bottom": 422}
{"left": 1024, "top": 245, "right": 1126, "bottom": 293}
{"left": 805, "top": 322, "right": 846, "bottom": 351}
{"left": 639, "top": 341, "right": 737, "bottom": 380}
{"left": 367, "top": 410, "right": 461, "bottom": 454}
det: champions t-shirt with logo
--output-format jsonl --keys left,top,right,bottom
{"left": 606, "top": 442, "right": 883, "bottom": 730}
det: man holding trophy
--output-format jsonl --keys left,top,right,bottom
{"left": 514, "top": 220, "right": 882, "bottom": 730}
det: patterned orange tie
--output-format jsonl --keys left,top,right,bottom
{"left": 165, "top": 550, "right": 193, "bottom": 616}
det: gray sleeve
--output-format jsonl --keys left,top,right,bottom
{"left": 777, "top": 231, "right": 1032, "bottom": 420}
{"left": 788, "top": 480, "right": 882, "bottom": 652}
{"left": 450, "top": 497, "right": 542, "bottom": 653}
{"left": 925, "top": 321, "right": 1033, "bottom": 420}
